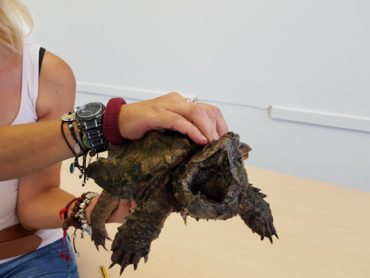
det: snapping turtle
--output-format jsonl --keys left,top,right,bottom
{"left": 86, "top": 131, "right": 277, "bottom": 274}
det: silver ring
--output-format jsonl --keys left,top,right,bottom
{"left": 187, "top": 97, "right": 199, "bottom": 103}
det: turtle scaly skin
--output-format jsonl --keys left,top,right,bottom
{"left": 86, "top": 131, "right": 277, "bottom": 274}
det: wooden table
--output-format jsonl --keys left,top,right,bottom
{"left": 61, "top": 161, "right": 370, "bottom": 278}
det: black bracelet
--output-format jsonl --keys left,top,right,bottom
{"left": 61, "top": 121, "right": 78, "bottom": 157}
{"left": 67, "top": 121, "right": 87, "bottom": 155}
{"left": 61, "top": 110, "right": 106, "bottom": 186}
{"left": 61, "top": 120, "right": 89, "bottom": 185}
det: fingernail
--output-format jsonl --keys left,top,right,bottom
{"left": 213, "top": 133, "right": 220, "bottom": 141}
{"left": 201, "top": 135, "right": 208, "bottom": 144}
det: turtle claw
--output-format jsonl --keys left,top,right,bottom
{"left": 90, "top": 190, "right": 120, "bottom": 251}
{"left": 112, "top": 249, "right": 144, "bottom": 275}
{"left": 91, "top": 226, "right": 110, "bottom": 250}
{"left": 119, "top": 265, "right": 126, "bottom": 276}
{"left": 180, "top": 211, "right": 188, "bottom": 225}
{"left": 239, "top": 205, "right": 277, "bottom": 244}
{"left": 238, "top": 182, "right": 277, "bottom": 245}
{"left": 111, "top": 229, "right": 150, "bottom": 274}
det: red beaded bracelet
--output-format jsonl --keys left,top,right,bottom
{"left": 103, "top": 97, "right": 126, "bottom": 145}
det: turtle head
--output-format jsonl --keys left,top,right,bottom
{"left": 174, "top": 132, "right": 245, "bottom": 220}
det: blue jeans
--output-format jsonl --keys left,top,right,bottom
{"left": 0, "top": 237, "right": 79, "bottom": 278}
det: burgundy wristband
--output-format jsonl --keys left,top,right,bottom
{"left": 103, "top": 97, "right": 126, "bottom": 145}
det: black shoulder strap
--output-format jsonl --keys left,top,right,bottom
{"left": 38, "top": 47, "right": 46, "bottom": 76}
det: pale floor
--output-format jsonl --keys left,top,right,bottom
{"left": 61, "top": 160, "right": 370, "bottom": 278}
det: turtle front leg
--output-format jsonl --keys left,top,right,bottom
{"left": 91, "top": 190, "right": 120, "bottom": 250}
{"left": 238, "top": 184, "right": 278, "bottom": 243}
{"left": 110, "top": 189, "right": 173, "bottom": 274}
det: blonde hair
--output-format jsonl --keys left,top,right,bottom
{"left": 0, "top": 0, "right": 33, "bottom": 54}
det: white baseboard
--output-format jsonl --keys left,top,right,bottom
{"left": 77, "top": 82, "right": 370, "bottom": 133}
{"left": 77, "top": 82, "right": 165, "bottom": 100}
{"left": 77, "top": 82, "right": 266, "bottom": 109}
{"left": 270, "top": 106, "right": 370, "bottom": 133}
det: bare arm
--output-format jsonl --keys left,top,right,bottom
{"left": 0, "top": 98, "right": 228, "bottom": 182}
{"left": 17, "top": 51, "right": 77, "bottom": 228}
{"left": 0, "top": 120, "right": 75, "bottom": 181}
{"left": 16, "top": 51, "right": 132, "bottom": 229}
{"left": 1, "top": 67, "right": 228, "bottom": 181}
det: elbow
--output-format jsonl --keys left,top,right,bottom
{"left": 17, "top": 207, "right": 36, "bottom": 230}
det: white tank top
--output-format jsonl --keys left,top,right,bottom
{"left": 0, "top": 41, "right": 62, "bottom": 263}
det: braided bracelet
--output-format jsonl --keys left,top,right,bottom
{"left": 59, "top": 192, "right": 98, "bottom": 258}
{"left": 71, "top": 192, "right": 98, "bottom": 235}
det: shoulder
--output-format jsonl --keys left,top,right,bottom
{"left": 36, "top": 50, "right": 76, "bottom": 120}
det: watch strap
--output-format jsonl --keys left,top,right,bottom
{"left": 74, "top": 102, "right": 109, "bottom": 153}
{"left": 103, "top": 97, "right": 126, "bottom": 145}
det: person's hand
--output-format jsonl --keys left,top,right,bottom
{"left": 118, "top": 92, "right": 229, "bottom": 145}
{"left": 86, "top": 197, "right": 137, "bottom": 224}
{"left": 105, "top": 199, "right": 136, "bottom": 223}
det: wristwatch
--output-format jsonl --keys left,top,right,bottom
{"left": 75, "top": 102, "right": 109, "bottom": 153}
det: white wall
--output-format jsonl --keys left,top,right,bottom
{"left": 27, "top": 0, "right": 370, "bottom": 191}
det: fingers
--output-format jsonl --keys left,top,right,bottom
{"left": 213, "top": 106, "right": 229, "bottom": 136}
{"left": 106, "top": 199, "right": 138, "bottom": 223}
{"left": 166, "top": 101, "right": 229, "bottom": 143}
{"left": 118, "top": 92, "right": 229, "bottom": 144}
{"left": 129, "top": 200, "right": 137, "bottom": 210}
{"left": 199, "top": 103, "right": 228, "bottom": 140}
{"left": 106, "top": 199, "right": 131, "bottom": 223}
{"left": 152, "top": 92, "right": 229, "bottom": 143}
{"left": 186, "top": 103, "right": 219, "bottom": 142}
{"left": 151, "top": 109, "right": 208, "bottom": 145}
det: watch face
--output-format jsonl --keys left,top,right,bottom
{"left": 76, "top": 102, "right": 104, "bottom": 120}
